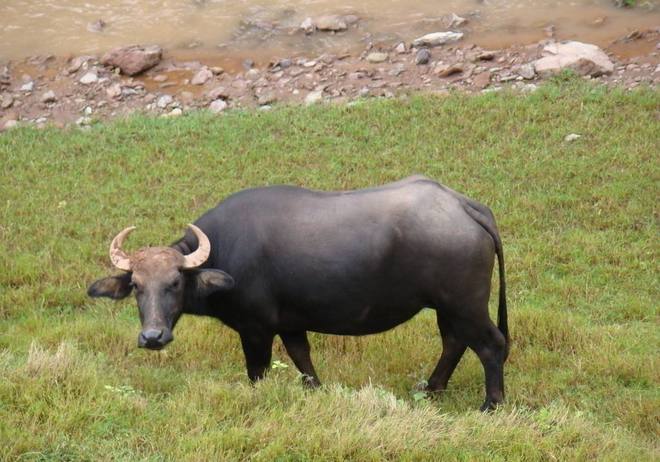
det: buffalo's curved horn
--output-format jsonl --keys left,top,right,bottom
{"left": 109, "top": 226, "right": 136, "bottom": 271}
{"left": 182, "top": 224, "right": 211, "bottom": 269}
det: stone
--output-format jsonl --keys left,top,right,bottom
{"left": 152, "top": 74, "right": 168, "bottom": 82}
{"left": 300, "top": 17, "right": 316, "bottom": 34}
{"left": 367, "top": 52, "right": 388, "bottom": 63}
{"left": 207, "top": 86, "right": 229, "bottom": 100}
{"left": 162, "top": 107, "right": 183, "bottom": 118}
{"left": 211, "top": 66, "right": 224, "bottom": 75}
{"left": 533, "top": 41, "right": 614, "bottom": 77}
{"left": 416, "top": 49, "right": 431, "bottom": 65}
{"left": 395, "top": 42, "right": 407, "bottom": 54}
{"left": 76, "top": 116, "right": 92, "bottom": 126}
{"left": 156, "top": 94, "right": 173, "bottom": 108}
{"left": 101, "top": 45, "right": 163, "bottom": 76}
{"left": 245, "top": 69, "right": 260, "bottom": 80}
{"left": 343, "top": 15, "right": 359, "bottom": 25}
{"left": 3, "top": 119, "right": 18, "bottom": 130}
{"left": 476, "top": 51, "right": 496, "bottom": 61}
{"left": 87, "top": 19, "right": 106, "bottom": 33}
{"left": 473, "top": 70, "right": 491, "bottom": 89}
{"left": 67, "top": 56, "right": 92, "bottom": 74}
{"left": 412, "top": 31, "right": 463, "bottom": 48}
{"left": 84, "top": 106, "right": 93, "bottom": 115}
{"left": 20, "top": 81, "right": 34, "bottom": 92}
{"left": 305, "top": 90, "right": 324, "bottom": 105}
{"left": 41, "top": 90, "right": 57, "bottom": 103}
{"left": 315, "top": 15, "right": 347, "bottom": 32}
{"left": 447, "top": 13, "right": 467, "bottom": 28}
{"left": 2, "top": 94, "right": 14, "bottom": 109}
{"left": 191, "top": 67, "right": 213, "bottom": 85}
{"left": 434, "top": 63, "right": 463, "bottom": 77}
{"left": 105, "top": 83, "right": 121, "bottom": 99}
{"left": 257, "top": 92, "right": 276, "bottom": 106}
{"left": 79, "top": 72, "right": 98, "bottom": 84}
{"left": 242, "top": 59, "right": 254, "bottom": 70}
{"left": 518, "top": 63, "right": 536, "bottom": 80}
{"left": 564, "top": 133, "right": 581, "bottom": 142}
{"left": 209, "top": 99, "right": 228, "bottom": 113}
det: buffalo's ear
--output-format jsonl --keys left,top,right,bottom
{"left": 190, "top": 269, "right": 234, "bottom": 297}
{"left": 87, "top": 273, "right": 133, "bottom": 299}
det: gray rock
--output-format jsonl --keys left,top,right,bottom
{"left": 156, "top": 94, "right": 173, "bottom": 108}
{"left": 533, "top": 41, "right": 614, "bottom": 77}
{"left": 447, "top": 13, "right": 467, "bottom": 28}
{"left": 207, "top": 86, "right": 229, "bottom": 100}
{"left": 245, "top": 69, "right": 260, "bottom": 80}
{"left": 106, "top": 83, "right": 122, "bottom": 99}
{"left": 367, "top": 52, "right": 388, "bottom": 63}
{"left": 40, "top": 90, "right": 57, "bottom": 103}
{"left": 315, "top": 15, "right": 347, "bottom": 32}
{"left": 79, "top": 72, "right": 98, "bottom": 84}
{"left": 242, "top": 59, "right": 254, "bottom": 70}
{"left": 300, "top": 17, "right": 316, "bottom": 34}
{"left": 395, "top": 42, "right": 407, "bottom": 54}
{"left": 305, "top": 90, "right": 324, "bottom": 105}
{"left": 87, "top": 19, "right": 106, "bottom": 33}
{"left": 191, "top": 67, "right": 213, "bottom": 85}
{"left": 1, "top": 94, "right": 14, "bottom": 109}
{"left": 257, "top": 92, "right": 277, "bottom": 106}
{"left": 101, "top": 45, "right": 163, "bottom": 76}
{"left": 412, "top": 31, "right": 463, "bottom": 48}
{"left": 162, "top": 107, "right": 183, "bottom": 118}
{"left": 20, "top": 81, "right": 34, "bottom": 92}
{"left": 518, "top": 63, "right": 536, "bottom": 80}
{"left": 209, "top": 99, "right": 228, "bottom": 113}
{"left": 416, "top": 48, "right": 431, "bottom": 65}
{"left": 76, "top": 116, "right": 92, "bottom": 126}
{"left": 3, "top": 119, "right": 18, "bottom": 130}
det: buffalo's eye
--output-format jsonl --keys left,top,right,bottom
{"left": 167, "top": 279, "right": 181, "bottom": 291}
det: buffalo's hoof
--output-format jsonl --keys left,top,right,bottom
{"left": 479, "top": 398, "right": 501, "bottom": 413}
{"left": 301, "top": 375, "right": 321, "bottom": 389}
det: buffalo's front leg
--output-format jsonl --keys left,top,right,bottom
{"left": 240, "top": 330, "right": 275, "bottom": 383}
{"left": 280, "top": 331, "right": 321, "bottom": 388}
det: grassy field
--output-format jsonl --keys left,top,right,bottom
{"left": 0, "top": 79, "right": 658, "bottom": 461}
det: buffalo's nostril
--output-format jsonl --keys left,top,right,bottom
{"left": 142, "top": 329, "right": 163, "bottom": 341}
{"left": 139, "top": 328, "right": 164, "bottom": 348}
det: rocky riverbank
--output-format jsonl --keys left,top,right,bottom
{"left": 1, "top": 23, "right": 658, "bottom": 131}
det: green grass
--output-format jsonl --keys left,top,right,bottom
{"left": 1, "top": 80, "right": 658, "bottom": 461}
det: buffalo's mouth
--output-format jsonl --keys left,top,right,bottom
{"left": 138, "top": 328, "right": 174, "bottom": 350}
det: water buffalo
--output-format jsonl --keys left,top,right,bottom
{"left": 88, "top": 175, "right": 509, "bottom": 410}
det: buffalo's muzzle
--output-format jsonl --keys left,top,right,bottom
{"left": 138, "top": 328, "right": 173, "bottom": 349}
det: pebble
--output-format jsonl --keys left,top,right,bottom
{"left": 246, "top": 69, "right": 260, "bottom": 80}
{"left": 367, "top": 52, "right": 388, "bottom": 63}
{"left": 395, "top": 42, "right": 407, "bottom": 54}
{"left": 41, "top": 90, "right": 57, "bottom": 103}
{"left": 564, "top": 133, "right": 582, "bottom": 142}
{"left": 416, "top": 49, "right": 431, "bottom": 65}
{"left": 209, "top": 99, "right": 228, "bottom": 113}
{"left": 20, "top": 81, "right": 34, "bottom": 92}
{"left": 191, "top": 68, "right": 213, "bottom": 85}
{"left": 473, "top": 71, "right": 491, "bottom": 89}
{"left": 162, "top": 107, "right": 183, "bottom": 118}
{"left": 79, "top": 72, "right": 98, "bottom": 84}
{"left": 305, "top": 90, "right": 323, "bottom": 105}
{"left": 257, "top": 92, "right": 277, "bottom": 106}
{"left": 1, "top": 94, "right": 14, "bottom": 109}
{"left": 300, "top": 17, "right": 316, "bottom": 34}
{"left": 518, "top": 63, "right": 536, "bottom": 80}
{"left": 84, "top": 106, "right": 93, "bottom": 115}
{"left": 3, "top": 119, "right": 18, "bottom": 130}
{"left": 157, "top": 94, "right": 173, "bottom": 108}
{"left": 152, "top": 74, "right": 168, "bottom": 82}
{"left": 106, "top": 83, "right": 122, "bottom": 99}
{"left": 434, "top": 64, "right": 463, "bottom": 77}
{"left": 412, "top": 31, "right": 464, "bottom": 48}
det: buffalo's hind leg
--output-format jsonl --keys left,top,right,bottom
{"left": 281, "top": 331, "right": 321, "bottom": 388}
{"left": 426, "top": 311, "right": 467, "bottom": 393}
{"left": 456, "top": 315, "right": 507, "bottom": 412}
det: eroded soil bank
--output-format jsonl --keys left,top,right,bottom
{"left": 0, "top": 6, "right": 658, "bottom": 130}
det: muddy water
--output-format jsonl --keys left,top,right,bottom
{"left": 1, "top": 0, "right": 658, "bottom": 62}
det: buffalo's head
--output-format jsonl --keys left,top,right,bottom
{"left": 87, "top": 225, "right": 234, "bottom": 349}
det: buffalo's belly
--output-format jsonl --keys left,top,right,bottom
{"left": 277, "top": 299, "right": 426, "bottom": 336}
